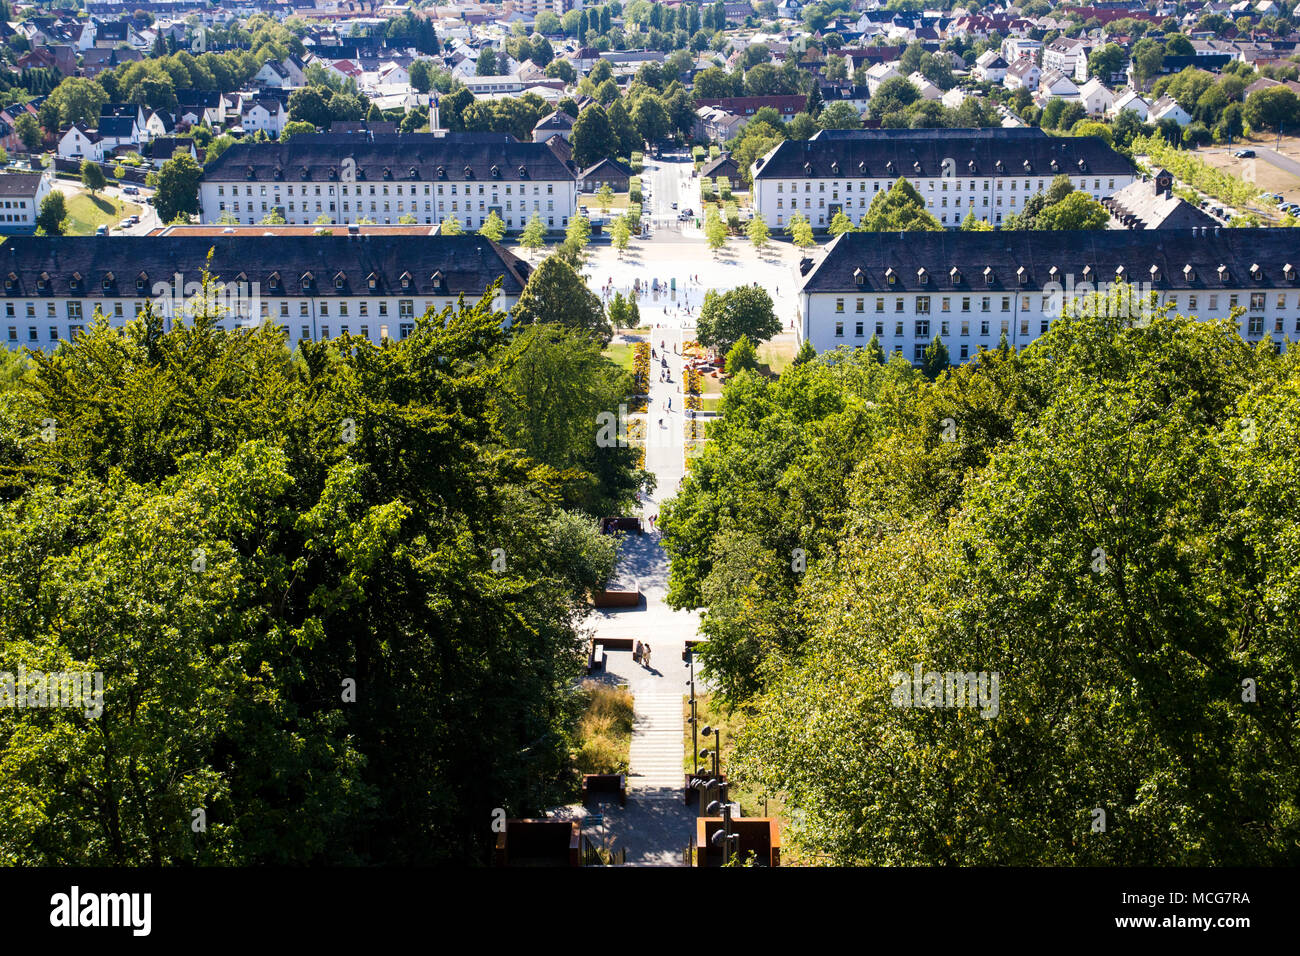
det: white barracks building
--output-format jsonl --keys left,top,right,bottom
{"left": 2, "top": 234, "right": 532, "bottom": 351}
{"left": 198, "top": 132, "right": 580, "bottom": 232}
{"left": 751, "top": 128, "right": 1136, "bottom": 229}
{"left": 797, "top": 228, "right": 1300, "bottom": 363}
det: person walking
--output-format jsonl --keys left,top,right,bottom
{"left": 634, "top": 641, "right": 644, "bottom": 665}
{"left": 642, "top": 644, "right": 651, "bottom": 669}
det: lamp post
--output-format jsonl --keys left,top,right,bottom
{"left": 683, "top": 644, "right": 698, "bottom": 776}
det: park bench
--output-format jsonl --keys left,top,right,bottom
{"left": 588, "top": 643, "right": 605, "bottom": 673}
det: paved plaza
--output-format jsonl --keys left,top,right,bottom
{"left": 525, "top": 154, "right": 787, "bottom": 865}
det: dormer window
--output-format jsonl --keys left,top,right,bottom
{"left": 1285, "top": 263, "right": 1295, "bottom": 281}
{"left": 1081, "top": 265, "right": 1092, "bottom": 281}
{"left": 273, "top": 167, "right": 283, "bottom": 180}
{"left": 1049, "top": 159, "right": 1059, "bottom": 171}
{"left": 885, "top": 267, "right": 896, "bottom": 285}
{"left": 1217, "top": 264, "right": 1229, "bottom": 282}
{"left": 995, "top": 159, "right": 1005, "bottom": 172}
{"left": 830, "top": 161, "right": 839, "bottom": 175}
{"left": 334, "top": 272, "right": 346, "bottom": 290}
{"left": 983, "top": 266, "right": 993, "bottom": 285}
{"left": 803, "top": 161, "right": 812, "bottom": 175}
{"left": 4, "top": 272, "right": 15, "bottom": 292}
{"left": 69, "top": 272, "right": 81, "bottom": 291}
{"left": 917, "top": 268, "right": 928, "bottom": 285}
{"left": 518, "top": 165, "right": 527, "bottom": 177}
{"left": 301, "top": 272, "right": 313, "bottom": 291}
{"left": 885, "top": 160, "right": 895, "bottom": 173}
{"left": 268, "top": 271, "right": 280, "bottom": 292}
{"left": 1048, "top": 266, "right": 1059, "bottom": 281}
{"left": 328, "top": 168, "right": 338, "bottom": 180}
{"left": 950, "top": 267, "right": 961, "bottom": 284}
{"left": 246, "top": 165, "right": 256, "bottom": 180}
{"left": 38, "top": 272, "right": 49, "bottom": 293}
{"left": 463, "top": 165, "right": 473, "bottom": 178}
{"left": 430, "top": 270, "right": 445, "bottom": 293}
{"left": 1114, "top": 265, "right": 1126, "bottom": 281}
{"left": 912, "top": 161, "right": 921, "bottom": 173}
{"left": 1077, "top": 158, "right": 1087, "bottom": 171}
{"left": 400, "top": 272, "right": 412, "bottom": 290}
{"left": 1017, "top": 266, "right": 1027, "bottom": 285}
{"left": 491, "top": 164, "right": 500, "bottom": 178}
{"left": 1149, "top": 265, "right": 1160, "bottom": 282}
{"left": 367, "top": 273, "right": 378, "bottom": 290}
{"left": 1023, "top": 160, "right": 1031, "bottom": 171}
{"left": 135, "top": 272, "right": 147, "bottom": 292}
{"left": 1183, "top": 264, "right": 1195, "bottom": 282}
{"left": 858, "top": 160, "right": 866, "bottom": 173}
{"left": 1250, "top": 263, "right": 1262, "bottom": 280}
{"left": 437, "top": 166, "right": 446, "bottom": 178}
{"left": 853, "top": 267, "right": 864, "bottom": 286}
{"left": 102, "top": 272, "right": 114, "bottom": 293}
{"left": 301, "top": 166, "right": 310, "bottom": 179}
{"left": 967, "top": 160, "right": 976, "bottom": 172}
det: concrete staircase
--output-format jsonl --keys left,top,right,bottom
{"left": 629, "top": 691, "right": 684, "bottom": 791}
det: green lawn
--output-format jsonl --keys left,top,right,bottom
{"left": 700, "top": 396, "right": 722, "bottom": 413}
{"left": 64, "top": 192, "right": 141, "bottom": 236}
{"left": 757, "top": 338, "right": 797, "bottom": 377}
{"left": 603, "top": 341, "right": 636, "bottom": 373}
{"left": 579, "top": 191, "right": 631, "bottom": 215}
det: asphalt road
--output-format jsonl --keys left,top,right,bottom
{"left": 1256, "top": 146, "right": 1300, "bottom": 180}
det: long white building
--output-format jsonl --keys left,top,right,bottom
{"left": 1, "top": 233, "right": 531, "bottom": 351}
{"left": 797, "top": 228, "right": 1299, "bottom": 364}
{"left": 198, "top": 132, "right": 580, "bottom": 233}
{"left": 751, "top": 128, "right": 1136, "bottom": 230}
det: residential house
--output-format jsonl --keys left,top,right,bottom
{"left": 0, "top": 170, "right": 52, "bottom": 234}
{"left": 58, "top": 123, "right": 104, "bottom": 162}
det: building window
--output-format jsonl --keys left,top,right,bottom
{"left": 835, "top": 298, "right": 844, "bottom": 313}
{"left": 835, "top": 321, "right": 844, "bottom": 337}
{"left": 917, "top": 296, "right": 930, "bottom": 315}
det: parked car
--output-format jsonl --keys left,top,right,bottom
{"left": 96, "top": 224, "right": 107, "bottom": 235}
{"left": 1270, "top": 193, "right": 1284, "bottom": 203}
{"left": 671, "top": 202, "right": 678, "bottom": 209}
{"left": 128, "top": 215, "right": 140, "bottom": 225}
{"left": 1235, "top": 149, "right": 1255, "bottom": 158}
{"left": 122, "top": 185, "right": 139, "bottom": 195}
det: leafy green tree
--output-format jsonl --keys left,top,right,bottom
{"left": 80, "top": 159, "right": 106, "bottom": 196}
{"left": 0, "top": 280, "right": 621, "bottom": 865}
{"left": 1034, "top": 190, "right": 1110, "bottom": 230}
{"left": 697, "top": 285, "right": 781, "bottom": 355}
{"left": 747, "top": 215, "right": 770, "bottom": 254}
{"left": 477, "top": 209, "right": 506, "bottom": 241}
{"left": 859, "top": 178, "right": 942, "bottom": 231}
{"left": 571, "top": 104, "right": 619, "bottom": 168}
{"left": 35, "top": 191, "right": 67, "bottom": 235}
{"left": 828, "top": 209, "right": 854, "bottom": 236}
{"left": 1243, "top": 86, "right": 1300, "bottom": 132}
{"left": 440, "top": 214, "right": 463, "bottom": 235}
{"left": 704, "top": 207, "right": 728, "bottom": 253}
{"left": 596, "top": 182, "right": 615, "bottom": 213}
{"left": 512, "top": 252, "right": 611, "bottom": 345}
{"left": 724, "top": 334, "right": 759, "bottom": 375}
{"left": 151, "top": 153, "right": 202, "bottom": 224}
{"left": 520, "top": 213, "right": 546, "bottom": 255}
{"left": 788, "top": 212, "right": 815, "bottom": 249}
{"left": 818, "top": 101, "right": 861, "bottom": 130}
{"left": 15, "top": 113, "right": 42, "bottom": 151}
{"left": 919, "top": 334, "right": 949, "bottom": 379}
{"left": 960, "top": 210, "right": 994, "bottom": 231}
{"left": 610, "top": 214, "right": 631, "bottom": 255}
{"left": 279, "top": 119, "right": 317, "bottom": 142}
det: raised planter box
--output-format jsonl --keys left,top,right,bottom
{"left": 592, "top": 589, "right": 641, "bottom": 608}
{"left": 693, "top": 817, "right": 781, "bottom": 867}
{"left": 581, "top": 773, "right": 627, "bottom": 807}
{"left": 494, "top": 819, "right": 581, "bottom": 867}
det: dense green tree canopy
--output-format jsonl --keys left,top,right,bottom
{"left": 661, "top": 290, "right": 1300, "bottom": 865}
{"left": 0, "top": 273, "right": 640, "bottom": 864}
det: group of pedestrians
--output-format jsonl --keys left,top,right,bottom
{"left": 633, "top": 640, "right": 653, "bottom": 669}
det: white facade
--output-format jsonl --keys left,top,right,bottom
{"left": 0, "top": 171, "right": 52, "bottom": 233}
{"left": 2, "top": 289, "right": 521, "bottom": 351}
{"left": 200, "top": 177, "right": 578, "bottom": 232}
{"left": 752, "top": 170, "right": 1135, "bottom": 230}
{"left": 58, "top": 126, "right": 104, "bottom": 162}
{"left": 797, "top": 282, "right": 1300, "bottom": 363}
{"left": 1079, "top": 78, "right": 1115, "bottom": 115}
